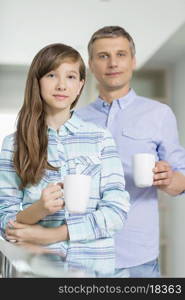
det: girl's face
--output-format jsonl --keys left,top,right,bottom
{"left": 40, "top": 60, "right": 84, "bottom": 113}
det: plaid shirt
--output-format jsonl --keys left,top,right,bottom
{"left": 0, "top": 112, "right": 130, "bottom": 274}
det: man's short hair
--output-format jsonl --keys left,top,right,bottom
{"left": 88, "top": 25, "right": 136, "bottom": 58}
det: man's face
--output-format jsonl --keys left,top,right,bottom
{"left": 89, "top": 36, "right": 136, "bottom": 93}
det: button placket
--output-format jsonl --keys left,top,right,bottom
{"left": 57, "top": 131, "right": 68, "bottom": 181}
{"left": 106, "top": 101, "right": 119, "bottom": 129}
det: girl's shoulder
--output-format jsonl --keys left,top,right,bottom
{"left": 1, "top": 132, "right": 16, "bottom": 151}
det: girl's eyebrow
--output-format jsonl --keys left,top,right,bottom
{"left": 68, "top": 70, "right": 79, "bottom": 74}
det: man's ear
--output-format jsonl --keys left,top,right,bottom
{"left": 132, "top": 56, "right": 136, "bottom": 70}
{"left": 88, "top": 59, "right": 93, "bottom": 73}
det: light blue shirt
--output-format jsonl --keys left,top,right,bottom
{"left": 76, "top": 89, "right": 185, "bottom": 268}
{"left": 0, "top": 112, "right": 130, "bottom": 274}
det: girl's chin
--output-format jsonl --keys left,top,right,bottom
{"left": 48, "top": 105, "right": 71, "bottom": 112}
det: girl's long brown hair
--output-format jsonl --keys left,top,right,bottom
{"left": 14, "top": 43, "right": 86, "bottom": 189}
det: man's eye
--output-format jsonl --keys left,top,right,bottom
{"left": 118, "top": 53, "right": 126, "bottom": 57}
{"left": 99, "top": 54, "right": 108, "bottom": 59}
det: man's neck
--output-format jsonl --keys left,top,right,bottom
{"left": 99, "top": 86, "right": 130, "bottom": 104}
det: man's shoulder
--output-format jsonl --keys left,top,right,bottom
{"left": 76, "top": 112, "right": 107, "bottom": 134}
{"left": 134, "top": 94, "right": 173, "bottom": 115}
{"left": 76, "top": 102, "right": 98, "bottom": 116}
{"left": 136, "top": 94, "right": 167, "bottom": 107}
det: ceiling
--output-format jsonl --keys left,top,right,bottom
{"left": 142, "top": 22, "right": 185, "bottom": 70}
{"left": 0, "top": 0, "right": 185, "bottom": 68}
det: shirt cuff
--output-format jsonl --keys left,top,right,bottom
{"left": 65, "top": 212, "right": 94, "bottom": 242}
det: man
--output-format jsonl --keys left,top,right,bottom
{"left": 76, "top": 26, "right": 185, "bottom": 277}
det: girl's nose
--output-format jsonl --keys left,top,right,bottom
{"left": 56, "top": 79, "right": 67, "bottom": 90}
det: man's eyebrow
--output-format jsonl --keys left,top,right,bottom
{"left": 96, "top": 51, "right": 109, "bottom": 55}
{"left": 96, "top": 50, "right": 128, "bottom": 54}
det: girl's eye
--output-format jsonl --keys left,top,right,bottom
{"left": 68, "top": 75, "right": 76, "bottom": 79}
{"left": 47, "top": 73, "right": 55, "bottom": 78}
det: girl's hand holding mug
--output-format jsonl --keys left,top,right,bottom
{"left": 39, "top": 182, "right": 64, "bottom": 215}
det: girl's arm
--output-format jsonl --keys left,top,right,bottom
{"left": 6, "top": 220, "right": 69, "bottom": 244}
{"left": 0, "top": 135, "right": 64, "bottom": 239}
{"left": 0, "top": 135, "right": 23, "bottom": 237}
{"left": 16, "top": 183, "right": 64, "bottom": 224}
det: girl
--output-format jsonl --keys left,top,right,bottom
{"left": 0, "top": 43, "right": 130, "bottom": 274}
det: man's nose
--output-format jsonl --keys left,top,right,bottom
{"left": 108, "top": 56, "right": 118, "bottom": 68}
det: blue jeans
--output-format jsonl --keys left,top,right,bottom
{"left": 115, "top": 259, "right": 160, "bottom": 278}
{"left": 128, "top": 258, "right": 160, "bottom": 278}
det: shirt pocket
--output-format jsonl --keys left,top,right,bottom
{"left": 70, "top": 155, "right": 101, "bottom": 177}
{"left": 122, "top": 127, "right": 154, "bottom": 140}
{"left": 122, "top": 127, "right": 159, "bottom": 156}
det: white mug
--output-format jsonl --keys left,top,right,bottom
{"left": 133, "top": 153, "right": 155, "bottom": 188}
{"left": 63, "top": 174, "right": 91, "bottom": 213}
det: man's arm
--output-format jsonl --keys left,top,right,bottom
{"left": 153, "top": 160, "right": 185, "bottom": 196}
{"left": 162, "top": 171, "right": 185, "bottom": 196}
{"left": 156, "top": 105, "right": 185, "bottom": 196}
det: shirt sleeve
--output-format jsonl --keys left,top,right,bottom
{"left": 66, "top": 129, "right": 130, "bottom": 242}
{"left": 158, "top": 105, "right": 185, "bottom": 175}
{"left": 0, "top": 135, "right": 23, "bottom": 236}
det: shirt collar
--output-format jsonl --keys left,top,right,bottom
{"left": 95, "top": 88, "right": 136, "bottom": 111}
{"left": 48, "top": 111, "right": 83, "bottom": 136}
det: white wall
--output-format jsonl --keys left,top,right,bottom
{"left": 0, "top": 65, "right": 27, "bottom": 148}
{"left": 168, "top": 54, "right": 185, "bottom": 277}
{"left": 1, "top": 0, "right": 185, "bottom": 68}
{"left": 171, "top": 59, "right": 185, "bottom": 146}
{"left": 0, "top": 113, "right": 17, "bottom": 148}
